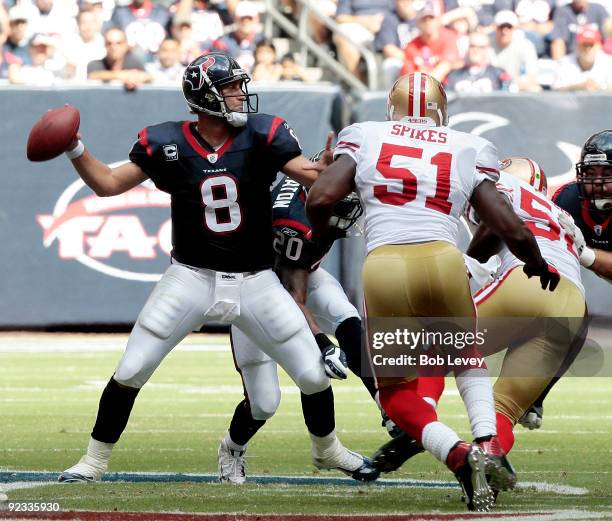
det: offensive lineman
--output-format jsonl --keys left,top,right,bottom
{"left": 520, "top": 131, "right": 612, "bottom": 429}
{"left": 56, "top": 52, "right": 375, "bottom": 482}
{"left": 307, "top": 72, "right": 558, "bottom": 511}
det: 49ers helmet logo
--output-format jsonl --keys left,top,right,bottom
{"left": 36, "top": 161, "right": 171, "bottom": 282}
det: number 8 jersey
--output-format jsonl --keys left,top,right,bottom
{"left": 334, "top": 120, "right": 499, "bottom": 252}
{"left": 129, "top": 115, "right": 302, "bottom": 272}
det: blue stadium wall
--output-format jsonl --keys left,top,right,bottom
{"left": 1, "top": 86, "right": 610, "bottom": 326}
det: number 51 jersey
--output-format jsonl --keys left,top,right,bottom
{"left": 334, "top": 120, "right": 499, "bottom": 253}
{"left": 129, "top": 115, "right": 301, "bottom": 272}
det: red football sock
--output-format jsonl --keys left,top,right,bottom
{"left": 496, "top": 412, "right": 515, "bottom": 454}
{"left": 417, "top": 376, "right": 445, "bottom": 405}
{"left": 379, "top": 381, "right": 438, "bottom": 442}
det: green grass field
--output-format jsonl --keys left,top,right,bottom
{"left": 1, "top": 332, "right": 611, "bottom": 520}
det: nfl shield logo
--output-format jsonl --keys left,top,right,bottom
{"left": 594, "top": 224, "right": 602, "bottom": 236}
{"left": 208, "top": 153, "right": 218, "bottom": 164}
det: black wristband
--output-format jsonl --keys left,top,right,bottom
{"left": 315, "top": 333, "right": 333, "bottom": 353}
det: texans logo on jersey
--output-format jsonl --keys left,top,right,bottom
{"left": 184, "top": 57, "right": 215, "bottom": 92}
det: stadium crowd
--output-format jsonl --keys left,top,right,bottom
{"left": 0, "top": 0, "right": 610, "bottom": 90}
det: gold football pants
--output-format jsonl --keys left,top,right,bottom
{"left": 363, "top": 241, "right": 475, "bottom": 386}
{"left": 476, "top": 267, "right": 587, "bottom": 424}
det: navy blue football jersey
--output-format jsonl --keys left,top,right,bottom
{"left": 553, "top": 182, "right": 611, "bottom": 252}
{"left": 129, "top": 114, "right": 302, "bottom": 272}
{"left": 271, "top": 176, "right": 332, "bottom": 272}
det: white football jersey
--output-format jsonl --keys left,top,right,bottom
{"left": 334, "top": 119, "right": 499, "bottom": 252}
{"left": 496, "top": 172, "right": 584, "bottom": 296}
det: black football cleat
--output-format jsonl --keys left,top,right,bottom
{"left": 447, "top": 442, "right": 494, "bottom": 512}
{"left": 477, "top": 435, "right": 517, "bottom": 492}
{"left": 372, "top": 432, "right": 425, "bottom": 473}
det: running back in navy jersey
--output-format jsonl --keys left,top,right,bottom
{"left": 129, "top": 114, "right": 302, "bottom": 272}
{"left": 553, "top": 182, "right": 611, "bottom": 252}
{"left": 271, "top": 175, "right": 333, "bottom": 272}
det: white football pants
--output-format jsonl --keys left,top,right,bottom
{"left": 114, "top": 263, "right": 329, "bottom": 399}
{"left": 231, "top": 268, "right": 360, "bottom": 420}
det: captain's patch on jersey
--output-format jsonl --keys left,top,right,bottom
{"left": 163, "top": 144, "right": 178, "bottom": 161}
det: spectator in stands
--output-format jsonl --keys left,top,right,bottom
{"left": 604, "top": 18, "right": 612, "bottom": 54}
{"left": 4, "top": 5, "right": 31, "bottom": 64}
{"left": 25, "top": 0, "right": 78, "bottom": 38}
{"left": 169, "top": 13, "right": 204, "bottom": 65}
{"left": 511, "top": 0, "right": 554, "bottom": 56}
{"left": 308, "top": 0, "right": 338, "bottom": 44}
{"left": 333, "top": 0, "right": 394, "bottom": 79}
{"left": 279, "top": 52, "right": 309, "bottom": 81}
{"left": 61, "top": 9, "right": 106, "bottom": 82}
{"left": 553, "top": 27, "right": 612, "bottom": 90}
{"left": 400, "top": 3, "right": 461, "bottom": 82}
{"left": 109, "top": 0, "right": 171, "bottom": 62}
{"left": 549, "top": 0, "right": 609, "bottom": 60}
{"left": 0, "top": 24, "right": 21, "bottom": 83}
{"left": 211, "top": 1, "right": 263, "bottom": 73}
{"left": 446, "top": 32, "right": 511, "bottom": 92}
{"left": 376, "top": 0, "right": 419, "bottom": 87}
{"left": 442, "top": 8, "right": 479, "bottom": 59}
{"left": 443, "top": 0, "right": 511, "bottom": 32}
{"left": 80, "top": 0, "right": 111, "bottom": 28}
{"left": 252, "top": 40, "right": 282, "bottom": 81}
{"left": 176, "top": 0, "right": 225, "bottom": 47}
{"left": 146, "top": 37, "right": 184, "bottom": 84}
{"left": 10, "top": 33, "right": 62, "bottom": 85}
{"left": 179, "top": 0, "right": 234, "bottom": 25}
{"left": 490, "top": 10, "right": 541, "bottom": 91}
{"left": 87, "top": 27, "right": 152, "bottom": 89}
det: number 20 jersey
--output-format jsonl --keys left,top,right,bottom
{"left": 495, "top": 172, "right": 584, "bottom": 296}
{"left": 334, "top": 120, "right": 499, "bottom": 253}
{"left": 129, "top": 115, "right": 301, "bottom": 272}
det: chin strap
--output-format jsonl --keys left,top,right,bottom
{"left": 225, "top": 111, "right": 248, "bottom": 127}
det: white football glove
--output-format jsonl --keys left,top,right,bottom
{"left": 322, "top": 345, "right": 349, "bottom": 380}
{"left": 518, "top": 406, "right": 543, "bottom": 430}
{"left": 558, "top": 212, "right": 596, "bottom": 267}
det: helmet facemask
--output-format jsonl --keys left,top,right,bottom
{"left": 576, "top": 130, "right": 612, "bottom": 212}
{"left": 576, "top": 163, "right": 612, "bottom": 211}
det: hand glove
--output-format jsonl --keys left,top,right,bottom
{"left": 558, "top": 211, "right": 596, "bottom": 267}
{"left": 322, "top": 344, "right": 349, "bottom": 380}
{"left": 315, "top": 333, "right": 348, "bottom": 380}
{"left": 523, "top": 260, "right": 560, "bottom": 291}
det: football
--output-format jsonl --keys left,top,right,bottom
{"left": 26, "top": 105, "right": 80, "bottom": 162}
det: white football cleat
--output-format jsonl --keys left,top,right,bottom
{"left": 218, "top": 439, "right": 246, "bottom": 484}
{"left": 312, "top": 438, "right": 379, "bottom": 482}
{"left": 58, "top": 454, "right": 107, "bottom": 483}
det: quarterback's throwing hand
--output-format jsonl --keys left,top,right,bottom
{"left": 322, "top": 345, "right": 349, "bottom": 380}
{"left": 523, "top": 260, "right": 560, "bottom": 291}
